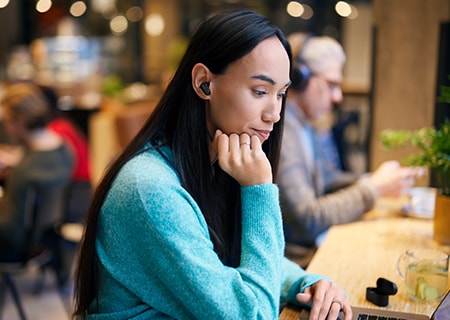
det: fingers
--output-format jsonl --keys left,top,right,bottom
{"left": 397, "top": 168, "right": 415, "bottom": 191}
{"left": 328, "top": 299, "right": 343, "bottom": 320}
{"left": 214, "top": 130, "right": 272, "bottom": 186}
{"left": 397, "top": 167, "right": 426, "bottom": 195}
{"left": 295, "top": 292, "right": 313, "bottom": 305}
{"left": 239, "top": 134, "right": 251, "bottom": 149}
{"left": 215, "top": 131, "right": 228, "bottom": 160}
{"left": 297, "top": 280, "right": 352, "bottom": 320}
{"left": 372, "top": 161, "right": 427, "bottom": 197}
{"left": 219, "top": 132, "right": 253, "bottom": 155}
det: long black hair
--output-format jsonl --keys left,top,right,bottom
{"left": 73, "top": 9, "right": 292, "bottom": 318}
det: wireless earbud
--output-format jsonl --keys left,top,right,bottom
{"left": 200, "top": 82, "right": 211, "bottom": 96}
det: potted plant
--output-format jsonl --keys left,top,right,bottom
{"left": 380, "top": 120, "right": 450, "bottom": 245}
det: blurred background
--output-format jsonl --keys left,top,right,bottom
{"left": 0, "top": 0, "right": 372, "bottom": 101}
{"left": 0, "top": 0, "right": 448, "bottom": 184}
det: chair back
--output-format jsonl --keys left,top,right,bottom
{"left": 23, "top": 184, "right": 67, "bottom": 259}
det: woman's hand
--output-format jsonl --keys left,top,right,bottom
{"left": 213, "top": 130, "right": 272, "bottom": 186}
{"left": 296, "top": 279, "right": 352, "bottom": 320}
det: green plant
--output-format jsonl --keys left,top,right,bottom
{"left": 437, "top": 75, "right": 450, "bottom": 104}
{"left": 101, "top": 74, "right": 125, "bottom": 99}
{"left": 380, "top": 121, "right": 450, "bottom": 196}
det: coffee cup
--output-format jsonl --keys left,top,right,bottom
{"left": 408, "top": 187, "right": 436, "bottom": 219}
{"left": 397, "top": 247, "right": 449, "bottom": 302}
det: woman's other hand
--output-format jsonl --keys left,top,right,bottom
{"left": 214, "top": 130, "right": 272, "bottom": 186}
{"left": 296, "top": 279, "right": 352, "bottom": 320}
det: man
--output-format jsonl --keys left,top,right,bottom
{"left": 279, "top": 33, "right": 419, "bottom": 255}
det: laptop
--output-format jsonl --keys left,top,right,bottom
{"left": 297, "top": 289, "right": 450, "bottom": 320}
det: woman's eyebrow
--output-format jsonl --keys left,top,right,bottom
{"left": 251, "top": 74, "right": 275, "bottom": 85}
{"left": 251, "top": 74, "right": 291, "bottom": 87}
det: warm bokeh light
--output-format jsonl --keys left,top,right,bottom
{"left": 126, "top": 6, "right": 144, "bottom": 22}
{"left": 0, "top": 0, "right": 10, "bottom": 9}
{"left": 286, "top": 1, "right": 313, "bottom": 20}
{"left": 91, "top": 0, "right": 115, "bottom": 14}
{"left": 110, "top": 15, "right": 128, "bottom": 35}
{"left": 36, "top": 0, "right": 52, "bottom": 13}
{"left": 301, "top": 4, "right": 314, "bottom": 20}
{"left": 347, "top": 4, "right": 359, "bottom": 19}
{"left": 145, "top": 13, "right": 165, "bottom": 37}
{"left": 286, "top": 1, "right": 304, "bottom": 18}
{"left": 123, "top": 82, "right": 148, "bottom": 101}
{"left": 335, "top": 1, "right": 352, "bottom": 17}
{"left": 70, "top": 1, "right": 87, "bottom": 17}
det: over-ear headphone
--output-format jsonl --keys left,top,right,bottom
{"left": 200, "top": 82, "right": 211, "bottom": 96}
{"left": 290, "top": 34, "right": 313, "bottom": 92}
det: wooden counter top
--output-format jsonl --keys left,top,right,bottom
{"left": 279, "top": 203, "right": 450, "bottom": 319}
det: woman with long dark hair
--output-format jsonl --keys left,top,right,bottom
{"left": 73, "top": 10, "right": 351, "bottom": 320}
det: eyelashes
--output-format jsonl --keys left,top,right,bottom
{"left": 253, "top": 89, "right": 287, "bottom": 99}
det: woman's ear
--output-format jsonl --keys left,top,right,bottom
{"left": 192, "top": 63, "right": 212, "bottom": 99}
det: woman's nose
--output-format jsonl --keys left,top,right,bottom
{"left": 263, "top": 99, "right": 282, "bottom": 123}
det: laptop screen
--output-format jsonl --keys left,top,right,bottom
{"left": 432, "top": 290, "right": 450, "bottom": 320}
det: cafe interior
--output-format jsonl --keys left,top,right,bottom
{"left": 0, "top": 0, "right": 449, "bottom": 319}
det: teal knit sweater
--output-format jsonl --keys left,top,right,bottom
{"left": 88, "top": 145, "right": 326, "bottom": 319}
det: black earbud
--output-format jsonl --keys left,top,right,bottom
{"left": 200, "top": 82, "right": 211, "bottom": 96}
{"left": 375, "top": 277, "right": 398, "bottom": 295}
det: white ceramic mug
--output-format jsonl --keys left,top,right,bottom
{"left": 408, "top": 187, "right": 437, "bottom": 219}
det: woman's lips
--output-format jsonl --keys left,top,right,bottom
{"left": 254, "top": 129, "right": 271, "bottom": 141}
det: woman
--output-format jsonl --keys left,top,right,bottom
{"left": 40, "top": 84, "right": 92, "bottom": 223}
{"left": 0, "top": 82, "right": 74, "bottom": 262}
{"left": 73, "top": 10, "right": 351, "bottom": 320}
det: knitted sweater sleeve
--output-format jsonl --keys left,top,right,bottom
{"left": 93, "top": 151, "right": 286, "bottom": 320}
{"left": 280, "top": 258, "right": 331, "bottom": 306}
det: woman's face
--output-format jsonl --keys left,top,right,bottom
{"left": 206, "top": 36, "right": 291, "bottom": 143}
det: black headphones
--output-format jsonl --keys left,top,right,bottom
{"left": 290, "top": 34, "right": 314, "bottom": 92}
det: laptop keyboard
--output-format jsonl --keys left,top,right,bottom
{"left": 357, "top": 314, "right": 407, "bottom": 320}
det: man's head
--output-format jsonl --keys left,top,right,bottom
{"left": 288, "top": 33, "right": 346, "bottom": 121}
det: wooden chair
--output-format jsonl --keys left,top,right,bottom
{"left": 0, "top": 185, "right": 67, "bottom": 320}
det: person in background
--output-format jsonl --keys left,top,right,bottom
{"left": 38, "top": 85, "right": 93, "bottom": 289}
{"left": 39, "top": 85, "right": 92, "bottom": 223}
{"left": 0, "top": 82, "right": 73, "bottom": 262}
{"left": 279, "top": 33, "right": 420, "bottom": 253}
{"left": 73, "top": 10, "right": 352, "bottom": 320}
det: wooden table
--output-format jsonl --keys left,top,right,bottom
{"left": 279, "top": 203, "right": 450, "bottom": 319}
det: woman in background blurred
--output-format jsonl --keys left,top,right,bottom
{"left": 0, "top": 82, "right": 73, "bottom": 262}
{"left": 40, "top": 85, "right": 92, "bottom": 223}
